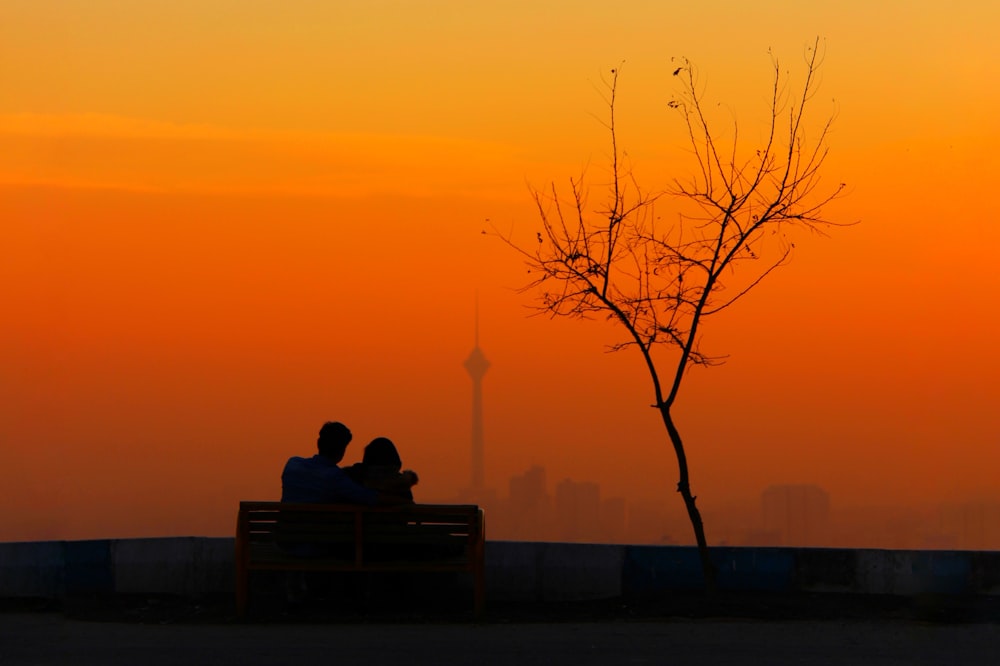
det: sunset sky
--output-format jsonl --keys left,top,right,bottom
{"left": 2, "top": 1, "right": 998, "bottom": 542}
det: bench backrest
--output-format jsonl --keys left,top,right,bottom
{"left": 237, "top": 501, "right": 484, "bottom": 565}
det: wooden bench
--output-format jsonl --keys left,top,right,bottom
{"left": 235, "top": 501, "right": 485, "bottom": 618}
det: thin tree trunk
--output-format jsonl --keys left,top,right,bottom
{"left": 661, "top": 407, "right": 716, "bottom": 593}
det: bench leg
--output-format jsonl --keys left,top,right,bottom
{"left": 473, "top": 565, "right": 485, "bottom": 619}
{"left": 235, "top": 569, "right": 248, "bottom": 619}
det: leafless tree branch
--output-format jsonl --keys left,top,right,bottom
{"left": 492, "top": 41, "right": 849, "bottom": 591}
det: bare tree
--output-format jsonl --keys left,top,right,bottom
{"left": 497, "top": 40, "right": 847, "bottom": 591}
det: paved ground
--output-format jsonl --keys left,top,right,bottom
{"left": 2, "top": 589, "right": 998, "bottom": 666}
{"left": 2, "top": 611, "right": 999, "bottom": 666}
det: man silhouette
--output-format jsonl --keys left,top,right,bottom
{"left": 281, "top": 421, "right": 384, "bottom": 505}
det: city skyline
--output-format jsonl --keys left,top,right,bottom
{"left": 480, "top": 465, "right": 1000, "bottom": 550}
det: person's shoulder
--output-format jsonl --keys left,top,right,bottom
{"left": 282, "top": 455, "right": 318, "bottom": 472}
{"left": 343, "top": 462, "right": 365, "bottom": 482}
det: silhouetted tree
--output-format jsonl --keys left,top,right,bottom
{"left": 498, "top": 40, "right": 847, "bottom": 591}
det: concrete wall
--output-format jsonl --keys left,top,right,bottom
{"left": 0, "top": 538, "right": 234, "bottom": 599}
{"left": 2, "top": 538, "right": 999, "bottom": 601}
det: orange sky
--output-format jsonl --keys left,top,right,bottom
{"left": 1, "top": 1, "right": 999, "bottom": 542}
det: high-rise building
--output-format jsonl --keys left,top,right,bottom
{"left": 507, "top": 465, "right": 551, "bottom": 540}
{"left": 555, "top": 478, "right": 601, "bottom": 542}
{"left": 463, "top": 299, "right": 490, "bottom": 492}
{"left": 510, "top": 465, "right": 548, "bottom": 510}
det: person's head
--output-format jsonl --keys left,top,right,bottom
{"left": 363, "top": 437, "right": 402, "bottom": 471}
{"left": 317, "top": 421, "right": 352, "bottom": 462}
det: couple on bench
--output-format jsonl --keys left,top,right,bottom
{"left": 281, "top": 420, "right": 419, "bottom": 507}
{"left": 279, "top": 421, "right": 462, "bottom": 560}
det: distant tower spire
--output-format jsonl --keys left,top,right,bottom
{"left": 463, "top": 294, "right": 490, "bottom": 491}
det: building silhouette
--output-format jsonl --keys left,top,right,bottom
{"left": 555, "top": 478, "right": 601, "bottom": 542}
{"left": 463, "top": 298, "right": 490, "bottom": 493}
{"left": 937, "top": 501, "right": 1000, "bottom": 550}
{"left": 506, "top": 465, "right": 551, "bottom": 540}
{"left": 761, "top": 484, "right": 830, "bottom": 546}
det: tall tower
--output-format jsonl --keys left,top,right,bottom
{"left": 463, "top": 298, "right": 490, "bottom": 491}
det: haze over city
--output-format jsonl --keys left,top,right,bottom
{"left": 2, "top": 2, "right": 998, "bottom": 548}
